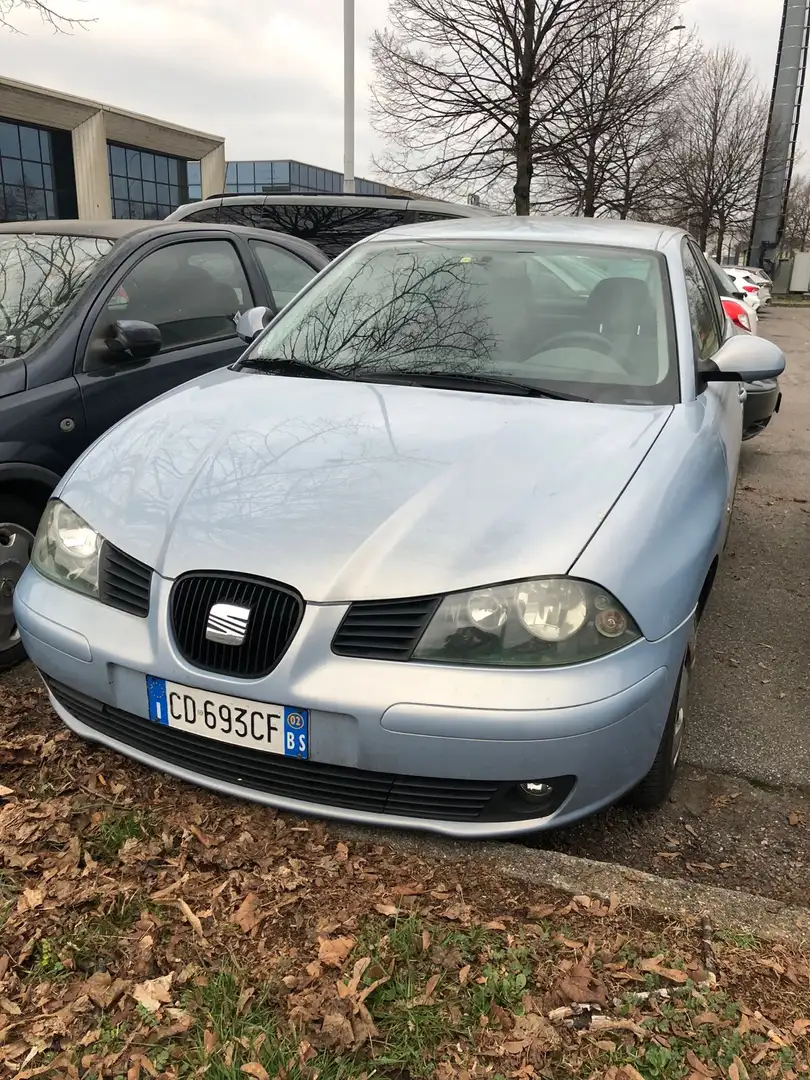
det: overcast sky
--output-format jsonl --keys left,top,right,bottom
{"left": 2, "top": 0, "right": 790, "bottom": 180}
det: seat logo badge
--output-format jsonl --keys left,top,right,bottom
{"left": 205, "top": 603, "right": 251, "bottom": 646}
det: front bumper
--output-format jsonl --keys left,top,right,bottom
{"left": 15, "top": 567, "right": 691, "bottom": 838}
{"left": 743, "top": 380, "right": 781, "bottom": 432}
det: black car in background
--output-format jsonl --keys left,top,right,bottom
{"left": 0, "top": 219, "right": 328, "bottom": 669}
{"left": 165, "top": 192, "right": 497, "bottom": 259}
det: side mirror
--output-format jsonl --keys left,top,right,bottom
{"left": 106, "top": 320, "right": 162, "bottom": 361}
{"left": 235, "top": 306, "right": 274, "bottom": 344}
{"left": 700, "top": 335, "right": 785, "bottom": 383}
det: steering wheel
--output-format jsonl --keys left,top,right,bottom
{"left": 538, "top": 331, "right": 613, "bottom": 355}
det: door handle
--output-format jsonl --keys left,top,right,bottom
{"left": 738, "top": 386, "right": 747, "bottom": 403}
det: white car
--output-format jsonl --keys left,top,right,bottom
{"left": 722, "top": 266, "right": 770, "bottom": 310}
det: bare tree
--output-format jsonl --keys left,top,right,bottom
{"left": 782, "top": 174, "right": 810, "bottom": 253}
{"left": 0, "top": 0, "right": 93, "bottom": 31}
{"left": 535, "top": 0, "right": 697, "bottom": 218}
{"left": 370, "top": 0, "right": 603, "bottom": 214}
{"left": 659, "top": 46, "right": 767, "bottom": 253}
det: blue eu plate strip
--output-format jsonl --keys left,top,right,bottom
{"left": 146, "top": 676, "right": 169, "bottom": 725}
{"left": 283, "top": 707, "right": 309, "bottom": 758}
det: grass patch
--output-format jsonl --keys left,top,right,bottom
{"left": 87, "top": 809, "right": 156, "bottom": 862}
{"left": 31, "top": 893, "right": 148, "bottom": 977}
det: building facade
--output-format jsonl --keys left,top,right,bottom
{"left": 186, "top": 159, "right": 390, "bottom": 201}
{"left": 0, "top": 76, "right": 225, "bottom": 222}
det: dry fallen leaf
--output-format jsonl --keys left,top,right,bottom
{"left": 318, "top": 935, "right": 355, "bottom": 968}
{"left": 459, "top": 965, "right": 471, "bottom": 986}
{"left": 686, "top": 1050, "right": 716, "bottom": 1077}
{"left": 232, "top": 893, "right": 262, "bottom": 933}
{"left": 241, "top": 1065, "right": 270, "bottom": 1080}
{"left": 177, "top": 899, "right": 205, "bottom": 938}
{"left": 132, "top": 973, "right": 174, "bottom": 1013}
{"left": 788, "top": 811, "right": 803, "bottom": 826}
{"left": 375, "top": 903, "right": 399, "bottom": 917}
{"left": 792, "top": 1017, "right": 810, "bottom": 1036}
{"left": 639, "top": 956, "right": 689, "bottom": 984}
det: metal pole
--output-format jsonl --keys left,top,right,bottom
{"left": 748, "top": 0, "right": 810, "bottom": 273}
{"left": 343, "top": 0, "right": 356, "bottom": 194}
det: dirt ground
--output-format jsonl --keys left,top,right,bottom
{"left": 1, "top": 680, "right": 809, "bottom": 1080}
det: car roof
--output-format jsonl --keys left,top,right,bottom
{"left": 0, "top": 218, "right": 329, "bottom": 264}
{"left": 169, "top": 193, "right": 496, "bottom": 219}
{"left": 356, "top": 214, "right": 685, "bottom": 250}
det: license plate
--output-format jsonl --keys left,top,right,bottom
{"left": 145, "top": 676, "right": 308, "bottom": 759}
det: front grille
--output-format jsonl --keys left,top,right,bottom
{"left": 170, "top": 573, "right": 303, "bottom": 678}
{"left": 332, "top": 595, "right": 442, "bottom": 660}
{"left": 98, "top": 543, "right": 152, "bottom": 617}
{"left": 43, "top": 678, "right": 533, "bottom": 822}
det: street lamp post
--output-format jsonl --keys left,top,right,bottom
{"left": 344, "top": 0, "right": 356, "bottom": 194}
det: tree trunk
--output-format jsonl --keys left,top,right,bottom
{"left": 714, "top": 226, "right": 725, "bottom": 262}
{"left": 513, "top": 0, "right": 535, "bottom": 215}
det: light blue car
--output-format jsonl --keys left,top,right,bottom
{"left": 13, "top": 217, "right": 785, "bottom": 838}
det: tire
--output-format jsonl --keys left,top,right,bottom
{"left": 0, "top": 496, "right": 42, "bottom": 673}
{"left": 625, "top": 657, "right": 689, "bottom": 810}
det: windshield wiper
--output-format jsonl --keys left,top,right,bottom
{"left": 361, "top": 370, "right": 592, "bottom": 401}
{"left": 235, "top": 356, "right": 348, "bottom": 381}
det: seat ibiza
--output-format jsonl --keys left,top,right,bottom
{"left": 14, "top": 217, "right": 785, "bottom": 837}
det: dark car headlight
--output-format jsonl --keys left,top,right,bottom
{"left": 31, "top": 500, "right": 102, "bottom": 599}
{"left": 413, "top": 577, "right": 640, "bottom": 667}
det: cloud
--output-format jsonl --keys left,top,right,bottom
{"left": 0, "top": 0, "right": 800, "bottom": 176}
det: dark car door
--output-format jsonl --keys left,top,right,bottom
{"left": 75, "top": 234, "right": 266, "bottom": 444}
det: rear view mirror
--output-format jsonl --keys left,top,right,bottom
{"left": 701, "top": 335, "right": 785, "bottom": 383}
{"left": 235, "top": 306, "right": 274, "bottom": 343}
{"left": 107, "top": 320, "right": 162, "bottom": 361}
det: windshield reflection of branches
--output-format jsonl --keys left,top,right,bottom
{"left": 0, "top": 234, "right": 114, "bottom": 358}
{"left": 256, "top": 251, "right": 494, "bottom": 376}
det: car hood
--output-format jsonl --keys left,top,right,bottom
{"left": 59, "top": 369, "right": 672, "bottom": 601}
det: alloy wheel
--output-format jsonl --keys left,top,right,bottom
{"left": 0, "top": 523, "right": 35, "bottom": 654}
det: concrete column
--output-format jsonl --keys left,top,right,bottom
{"left": 71, "top": 110, "right": 111, "bottom": 218}
{"left": 200, "top": 143, "right": 226, "bottom": 198}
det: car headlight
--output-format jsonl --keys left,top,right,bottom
{"left": 413, "top": 577, "right": 640, "bottom": 666}
{"left": 31, "top": 500, "right": 102, "bottom": 599}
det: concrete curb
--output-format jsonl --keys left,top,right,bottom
{"left": 336, "top": 825, "right": 810, "bottom": 949}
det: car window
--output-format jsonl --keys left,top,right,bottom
{"left": 681, "top": 242, "right": 720, "bottom": 360}
{"left": 250, "top": 241, "right": 318, "bottom": 309}
{"left": 84, "top": 239, "right": 250, "bottom": 369}
{"left": 247, "top": 239, "right": 678, "bottom": 406}
{"left": 0, "top": 233, "right": 114, "bottom": 358}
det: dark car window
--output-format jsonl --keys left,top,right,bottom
{"left": 84, "top": 239, "right": 250, "bottom": 370}
{"left": 682, "top": 241, "right": 720, "bottom": 361}
{"left": 412, "top": 210, "right": 468, "bottom": 223}
{"left": 0, "top": 232, "right": 114, "bottom": 358}
{"left": 250, "top": 241, "right": 318, "bottom": 308}
{"left": 181, "top": 202, "right": 410, "bottom": 259}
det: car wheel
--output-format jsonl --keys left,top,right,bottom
{"left": 0, "top": 497, "right": 40, "bottom": 672}
{"left": 625, "top": 655, "right": 689, "bottom": 810}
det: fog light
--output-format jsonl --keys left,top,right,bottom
{"left": 520, "top": 781, "right": 553, "bottom": 800}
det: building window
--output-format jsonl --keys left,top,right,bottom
{"left": 107, "top": 142, "right": 189, "bottom": 220}
{"left": 187, "top": 160, "right": 202, "bottom": 202}
{"left": 0, "top": 118, "right": 60, "bottom": 222}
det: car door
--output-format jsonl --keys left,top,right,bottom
{"left": 681, "top": 239, "right": 743, "bottom": 534}
{"left": 76, "top": 236, "right": 260, "bottom": 444}
{"left": 249, "top": 239, "right": 322, "bottom": 310}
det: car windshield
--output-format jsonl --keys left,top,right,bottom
{"left": 0, "top": 233, "right": 115, "bottom": 358}
{"left": 245, "top": 239, "right": 677, "bottom": 405}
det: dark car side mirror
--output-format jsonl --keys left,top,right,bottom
{"left": 105, "top": 320, "right": 163, "bottom": 362}
{"left": 235, "top": 306, "right": 274, "bottom": 344}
